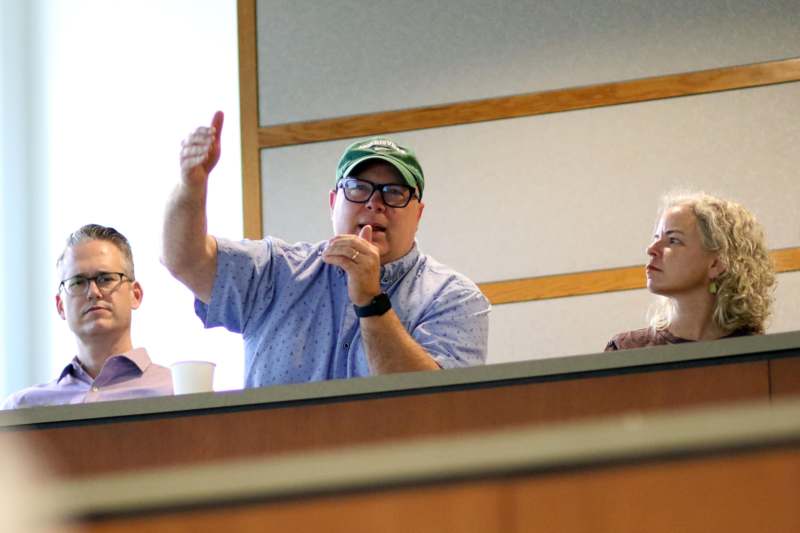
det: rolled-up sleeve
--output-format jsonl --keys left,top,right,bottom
{"left": 195, "top": 238, "right": 276, "bottom": 334}
{"left": 410, "top": 278, "right": 490, "bottom": 369}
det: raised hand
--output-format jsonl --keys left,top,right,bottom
{"left": 180, "top": 111, "right": 224, "bottom": 186}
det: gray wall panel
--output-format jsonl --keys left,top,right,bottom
{"left": 257, "top": 0, "right": 800, "bottom": 125}
{"left": 488, "top": 271, "right": 800, "bottom": 364}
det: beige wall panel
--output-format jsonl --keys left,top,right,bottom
{"left": 261, "top": 83, "right": 800, "bottom": 284}
{"left": 487, "top": 271, "right": 800, "bottom": 364}
{"left": 772, "top": 271, "right": 800, "bottom": 334}
{"left": 487, "top": 288, "right": 652, "bottom": 364}
{"left": 256, "top": 0, "right": 800, "bottom": 125}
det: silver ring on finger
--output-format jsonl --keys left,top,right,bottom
{"left": 351, "top": 250, "right": 360, "bottom": 261}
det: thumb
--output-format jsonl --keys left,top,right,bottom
{"left": 205, "top": 110, "right": 224, "bottom": 172}
{"left": 359, "top": 224, "right": 373, "bottom": 242}
{"left": 211, "top": 110, "right": 224, "bottom": 138}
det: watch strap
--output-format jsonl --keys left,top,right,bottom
{"left": 353, "top": 293, "right": 392, "bottom": 318}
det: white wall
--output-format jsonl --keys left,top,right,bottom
{"left": 255, "top": 0, "right": 800, "bottom": 364}
{"left": 1, "top": 0, "right": 52, "bottom": 395}
{"left": 0, "top": 0, "right": 246, "bottom": 398}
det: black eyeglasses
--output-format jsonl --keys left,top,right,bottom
{"left": 338, "top": 177, "right": 418, "bottom": 208}
{"left": 59, "top": 272, "right": 131, "bottom": 296}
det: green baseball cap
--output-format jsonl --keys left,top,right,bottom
{"left": 336, "top": 138, "right": 425, "bottom": 199}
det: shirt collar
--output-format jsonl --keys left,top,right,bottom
{"left": 57, "top": 360, "right": 80, "bottom": 383}
{"left": 57, "top": 347, "right": 152, "bottom": 383}
{"left": 379, "top": 242, "right": 420, "bottom": 287}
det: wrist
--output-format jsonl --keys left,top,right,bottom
{"left": 353, "top": 293, "right": 392, "bottom": 318}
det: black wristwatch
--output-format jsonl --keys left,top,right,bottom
{"left": 353, "top": 293, "right": 392, "bottom": 318}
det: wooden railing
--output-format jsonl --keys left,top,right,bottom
{"left": 3, "top": 332, "right": 799, "bottom": 480}
{"left": 55, "top": 398, "right": 800, "bottom": 533}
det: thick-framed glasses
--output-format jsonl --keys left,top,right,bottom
{"left": 58, "top": 272, "right": 131, "bottom": 296}
{"left": 338, "top": 177, "right": 418, "bottom": 208}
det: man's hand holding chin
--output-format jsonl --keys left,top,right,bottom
{"left": 321, "top": 225, "right": 382, "bottom": 306}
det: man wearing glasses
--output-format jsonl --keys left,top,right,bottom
{"left": 163, "top": 111, "right": 489, "bottom": 388}
{"left": 2, "top": 225, "right": 172, "bottom": 409}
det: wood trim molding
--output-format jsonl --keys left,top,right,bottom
{"left": 256, "top": 58, "right": 800, "bottom": 148}
{"left": 479, "top": 266, "right": 645, "bottom": 306}
{"left": 237, "top": 0, "right": 263, "bottom": 239}
{"left": 479, "top": 247, "right": 800, "bottom": 305}
{"left": 771, "top": 247, "right": 800, "bottom": 273}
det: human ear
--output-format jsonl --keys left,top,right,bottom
{"left": 329, "top": 189, "right": 337, "bottom": 212}
{"left": 130, "top": 281, "right": 144, "bottom": 310}
{"left": 55, "top": 294, "right": 66, "bottom": 320}
{"left": 709, "top": 255, "right": 727, "bottom": 279}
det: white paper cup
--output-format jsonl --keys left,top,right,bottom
{"left": 171, "top": 361, "right": 216, "bottom": 395}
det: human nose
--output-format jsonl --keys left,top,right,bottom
{"left": 365, "top": 187, "right": 386, "bottom": 211}
{"left": 86, "top": 279, "right": 104, "bottom": 298}
{"left": 646, "top": 238, "right": 661, "bottom": 258}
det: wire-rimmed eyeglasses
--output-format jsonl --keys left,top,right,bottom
{"left": 58, "top": 272, "right": 131, "bottom": 296}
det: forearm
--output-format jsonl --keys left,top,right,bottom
{"left": 162, "top": 183, "right": 217, "bottom": 302}
{"left": 360, "top": 311, "right": 440, "bottom": 374}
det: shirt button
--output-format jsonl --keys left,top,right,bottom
{"left": 343, "top": 343, "right": 349, "bottom": 349}
{"left": 91, "top": 386, "right": 99, "bottom": 392}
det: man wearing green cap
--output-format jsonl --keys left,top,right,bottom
{"left": 163, "top": 111, "right": 489, "bottom": 388}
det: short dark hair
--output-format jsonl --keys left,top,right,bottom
{"left": 56, "top": 224, "right": 135, "bottom": 278}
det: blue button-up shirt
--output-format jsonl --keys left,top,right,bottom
{"left": 196, "top": 237, "right": 490, "bottom": 388}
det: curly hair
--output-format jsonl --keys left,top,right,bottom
{"left": 650, "top": 192, "right": 775, "bottom": 334}
{"left": 56, "top": 224, "right": 135, "bottom": 279}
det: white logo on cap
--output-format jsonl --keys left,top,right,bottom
{"left": 358, "top": 139, "right": 406, "bottom": 154}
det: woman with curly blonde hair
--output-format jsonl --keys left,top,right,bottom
{"left": 606, "top": 192, "right": 775, "bottom": 350}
